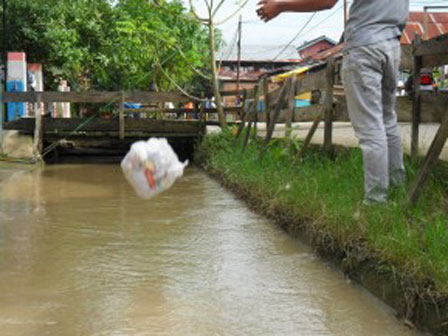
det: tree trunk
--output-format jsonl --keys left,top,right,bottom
{"left": 208, "top": 19, "right": 228, "bottom": 128}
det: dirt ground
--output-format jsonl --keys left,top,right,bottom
{"left": 208, "top": 122, "right": 448, "bottom": 161}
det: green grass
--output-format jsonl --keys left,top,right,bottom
{"left": 195, "top": 130, "right": 448, "bottom": 293}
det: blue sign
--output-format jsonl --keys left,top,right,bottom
{"left": 7, "top": 80, "right": 26, "bottom": 121}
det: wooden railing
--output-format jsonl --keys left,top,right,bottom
{"left": 407, "top": 34, "right": 448, "bottom": 206}
{"left": 232, "top": 33, "right": 448, "bottom": 207}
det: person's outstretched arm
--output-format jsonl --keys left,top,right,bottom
{"left": 257, "top": 0, "right": 338, "bottom": 22}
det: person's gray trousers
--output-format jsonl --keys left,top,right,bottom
{"left": 342, "top": 38, "right": 406, "bottom": 203}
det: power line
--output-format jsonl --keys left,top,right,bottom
{"left": 219, "top": 26, "right": 238, "bottom": 61}
{"left": 272, "top": 12, "right": 317, "bottom": 60}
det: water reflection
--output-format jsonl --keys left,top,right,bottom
{"left": 0, "top": 165, "right": 421, "bottom": 335}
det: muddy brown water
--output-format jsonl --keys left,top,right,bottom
{"left": 0, "top": 165, "right": 423, "bottom": 336}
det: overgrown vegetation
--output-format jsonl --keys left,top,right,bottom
{"left": 3, "top": 0, "right": 212, "bottom": 92}
{"left": 196, "top": 130, "right": 448, "bottom": 293}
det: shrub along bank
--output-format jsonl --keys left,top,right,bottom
{"left": 195, "top": 130, "right": 448, "bottom": 335}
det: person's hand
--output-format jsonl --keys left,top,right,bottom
{"left": 256, "top": 0, "right": 282, "bottom": 22}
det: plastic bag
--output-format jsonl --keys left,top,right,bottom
{"left": 121, "top": 138, "right": 188, "bottom": 199}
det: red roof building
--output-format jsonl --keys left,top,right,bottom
{"left": 401, "top": 11, "right": 448, "bottom": 44}
{"left": 296, "top": 36, "right": 337, "bottom": 61}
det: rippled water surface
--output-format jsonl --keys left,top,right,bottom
{"left": 0, "top": 165, "right": 421, "bottom": 335}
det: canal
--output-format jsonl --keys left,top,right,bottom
{"left": 0, "top": 165, "right": 422, "bottom": 335}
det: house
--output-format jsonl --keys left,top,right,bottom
{"left": 296, "top": 36, "right": 337, "bottom": 63}
{"left": 401, "top": 12, "right": 448, "bottom": 44}
{"left": 217, "top": 45, "right": 301, "bottom": 106}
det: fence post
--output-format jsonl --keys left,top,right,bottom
{"left": 33, "top": 93, "right": 43, "bottom": 159}
{"left": 407, "top": 114, "right": 448, "bottom": 207}
{"left": 242, "top": 83, "right": 263, "bottom": 151}
{"left": 240, "top": 89, "right": 247, "bottom": 122}
{"left": 411, "top": 41, "right": 422, "bottom": 161}
{"left": 285, "top": 76, "right": 297, "bottom": 138}
{"left": 296, "top": 113, "right": 322, "bottom": 159}
{"left": 262, "top": 77, "right": 291, "bottom": 152}
{"left": 263, "top": 77, "right": 270, "bottom": 133}
{"left": 252, "top": 95, "right": 259, "bottom": 140}
{"left": 323, "top": 58, "right": 335, "bottom": 155}
{"left": 234, "top": 84, "right": 258, "bottom": 147}
{"left": 119, "top": 91, "right": 125, "bottom": 140}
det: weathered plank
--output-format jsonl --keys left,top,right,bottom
{"left": 296, "top": 113, "right": 322, "bottom": 159}
{"left": 3, "top": 91, "right": 191, "bottom": 104}
{"left": 414, "top": 33, "right": 448, "bottom": 57}
{"left": 411, "top": 55, "right": 422, "bottom": 161}
{"left": 220, "top": 89, "right": 246, "bottom": 97}
{"left": 323, "top": 58, "right": 335, "bottom": 154}
{"left": 295, "top": 70, "right": 327, "bottom": 96}
{"left": 263, "top": 78, "right": 271, "bottom": 129}
{"left": 234, "top": 83, "right": 260, "bottom": 147}
{"left": 4, "top": 118, "right": 202, "bottom": 135}
{"left": 401, "top": 43, "right": 448, "bottom": 69}
{"left": 286, "top": 76, "right": 297, "bottom": 138}
{"left": 266, "top": 86, "right": 283, "bottom": 108}
{"left": 263, "top": 78, "right": 291, "bottom": 148}
{"left": 125, "top": 107, "right": 241, "bottom": 114}
{"left": 242, "top": 84, "right": 263, "bottom": 151}
{"left": 407, "top": 114, "right": 448, "bottom": 207}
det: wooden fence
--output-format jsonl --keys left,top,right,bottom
{"left": 2, "top": 34, "right": 447, "bottom": 206}
{"left": 407, "top": 34, "right": 448, "bottom": 206}
{"left": 233, "top": 33, "right": 448, "bottom": 207}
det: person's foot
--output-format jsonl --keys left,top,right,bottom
{"left": 362, "top": 198, "right": 387, "bottom": 206}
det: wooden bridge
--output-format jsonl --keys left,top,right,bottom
{"left": 1, "top": 90, "right": 241, "bottom": 161}
{"left": 2, "top": 33, "right": 448, "bottom": 205}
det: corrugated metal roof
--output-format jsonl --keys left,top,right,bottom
{"left": 218, "top": 44, "right": 299, "bottom": 61}
{"left": 401, "top": 12, "right": 448, "bottom": 44}
{"left": 296, "top": 36, "right": 337, "bottom": 52}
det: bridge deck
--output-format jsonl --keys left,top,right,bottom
{"left": 4, "top": 118, "right": 205, "bottom": 138}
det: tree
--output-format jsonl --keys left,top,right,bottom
{"left": 2, "top": 0, "right": 211, "bottom": 93}
{"left": 188, "top": 0, "right": 248, "bottom": 128}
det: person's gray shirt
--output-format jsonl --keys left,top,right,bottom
{"left": 345, "top": 0, "right": 409, "bottom": 49}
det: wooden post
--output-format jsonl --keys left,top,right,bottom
{"left": 263, "top": 78, "right": 270, "bottom": 133}
{"left": 411, "top": 52, "right": 422, "bottom": 161}
{"left": 33, "top": 93, "right": 43, "bottom": 158}
{"left": 242, "top": 84, "right": 263, "bottom": 151}
{"left": 407, "top": 114, "right": 448, "bottom": 207}
{"left": 240, "top": 89, "right": 247, "bottom": 122}
{"left": 285, "top": 76, "right": 297, "bottom": 138}
{"left": 119, "top": 91, "right": 125, "bottom": 140}
{"left": 198, "top": 93, "right": 206, "bottom": 123}
{"left": 323, "top": 58, "right": 335, "bottom": 155}
{"left": 296, "top": 113, "right": 322, "bottom": 159}
{"left": 234, "top": 84, "right": 259, "bottom": 147}
{"left": 252, "top": 95, "right": 259, "bottom": 140}
{"left": 262, "top": 78, "right": 291, "bottom": 148}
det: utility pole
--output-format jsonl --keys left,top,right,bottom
{"left": 236, "top": 15, "right": 242, "bottom": 94}
{"left": 424, "top": 6, "right": 429, "bottom": 40}
{"left": 343, "top": 0, "right": 348, "bottom": 29}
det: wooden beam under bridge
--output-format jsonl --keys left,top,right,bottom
{"left": 2, "top": 91, "right": 192, "bottom": 104}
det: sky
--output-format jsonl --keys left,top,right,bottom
{"left": 186, "top": 0, "right": 448, "bottom": 60}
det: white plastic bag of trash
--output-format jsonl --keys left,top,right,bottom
{"left": 121, "top": 138, "right": 188, "bottom": 199}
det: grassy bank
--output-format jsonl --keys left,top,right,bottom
{"left": 195, "top": 130, "right": 448, "bottom": 313}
